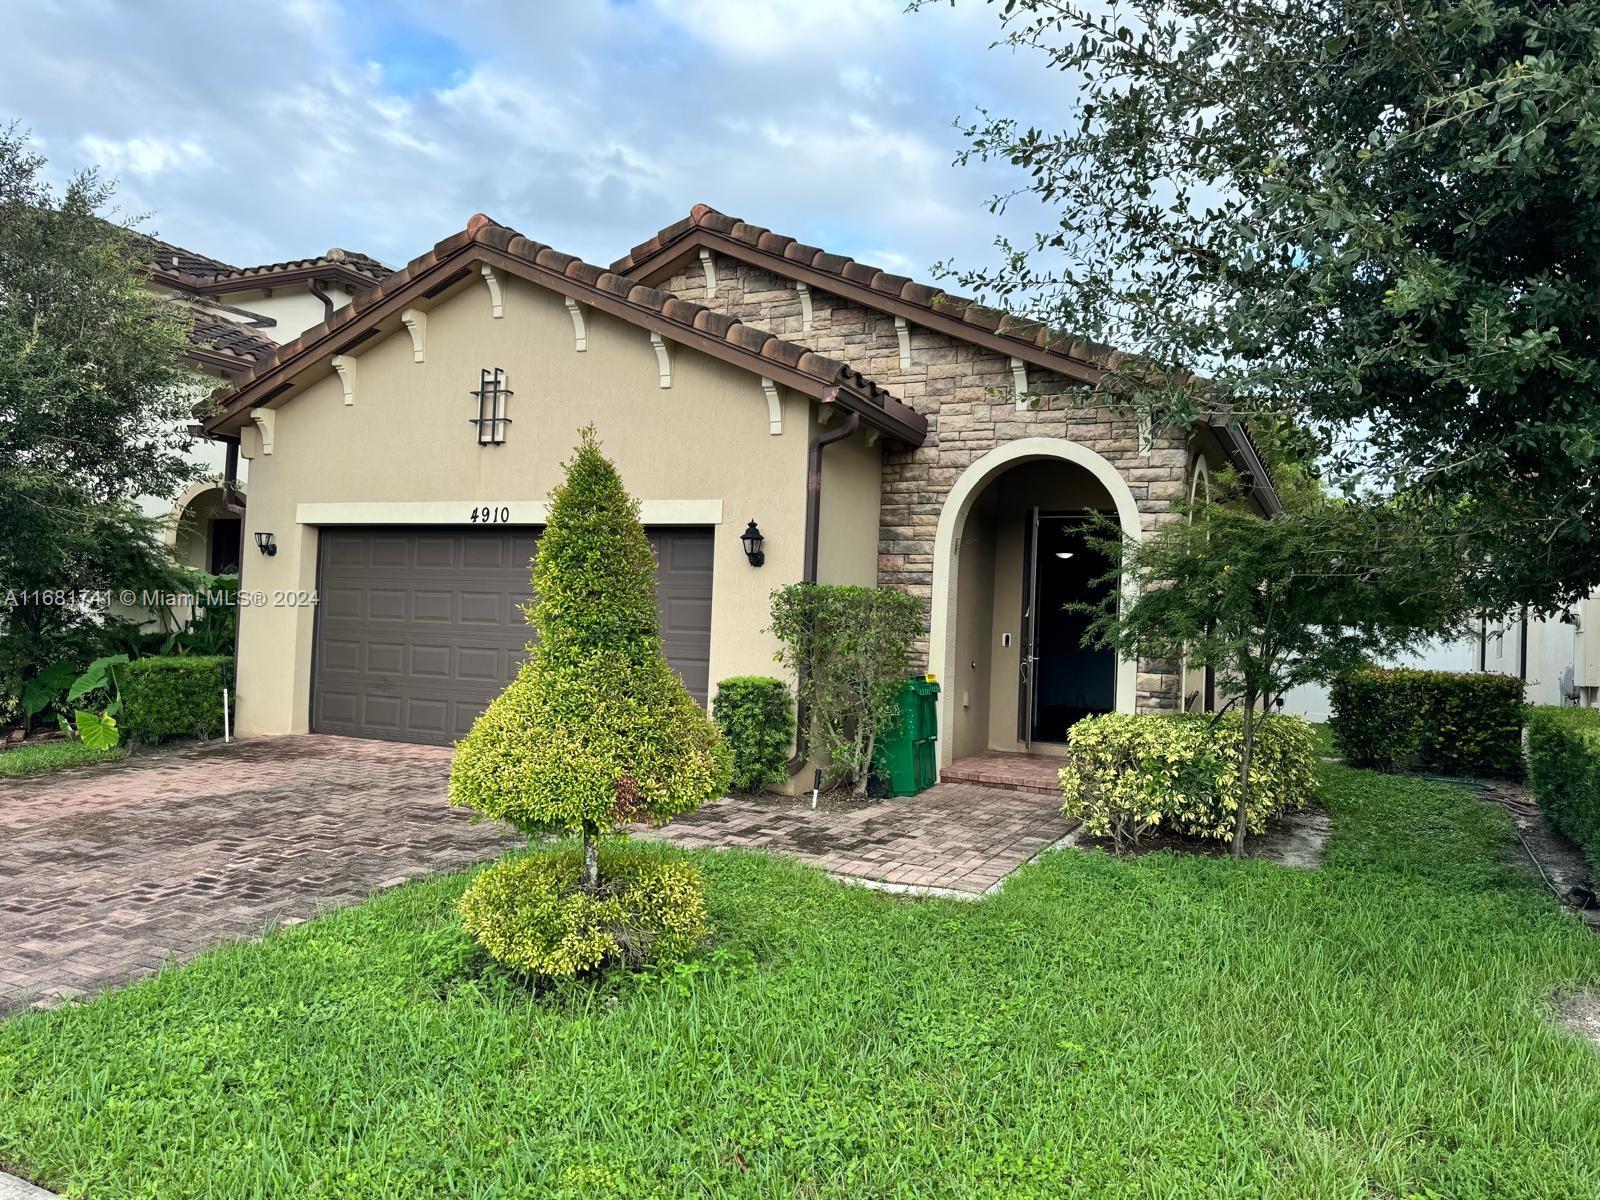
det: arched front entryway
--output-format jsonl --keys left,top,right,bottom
{"left": 165, "top": 481, "right": 243, "bottom": 574}
{"left": 929, "top": 438, "right": 1142, "bottom": 770}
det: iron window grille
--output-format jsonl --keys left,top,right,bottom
{"left": 470, "top": 368, "right": 512, "bottom": 445}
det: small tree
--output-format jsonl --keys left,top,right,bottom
{"left": 0, "top": 127, "right": 199, "bottom": 711}
{"left": 769, "top": 583, "right": 923, "bottom": 796}
{"left": 1086, "top": 494, "right": 1468, "bottom": 855}
{"left": 449, "top": 430, "right": 730, "bottom": 893}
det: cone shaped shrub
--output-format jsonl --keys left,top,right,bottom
{"left": 450, "top": 429, "right": 730, "bottom": 950}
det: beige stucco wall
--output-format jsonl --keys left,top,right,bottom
{"left": 231, "top": 270, "right": 874, "bottom": 739}
{"left": 816, "top": 418, "right": 883, "bottom": 588}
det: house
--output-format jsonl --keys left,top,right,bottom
{"left": 199, "top": 208, "right": 1280, "bottom": 783}
{"left": 133, "top": 233, "right": 388, "bottom": 576}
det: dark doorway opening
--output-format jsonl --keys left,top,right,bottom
{"left": 1019, "top": 510, "right": 1116, "bottom": 744}
{"left": 208, "top": 517, "right": 242, "bottom": 575}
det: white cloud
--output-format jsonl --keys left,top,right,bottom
{"left": 4, "top": 0, "right": 1079, "bottom": 287}
{"left": 76, "top": 134, "right": 210, "bottom": 179}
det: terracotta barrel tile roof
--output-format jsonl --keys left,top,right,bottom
{"left": 184, "top": 310, "right": 278, "bottom": 368}
{"left": 204, "top": 214, "right": 926, "bottom": 448}
{"left": 612, "top": 203, "right": 1120, "bottom": 376}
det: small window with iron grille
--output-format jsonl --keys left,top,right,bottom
{"left": 470, "top": 368, "right": 512, "bottom": 445}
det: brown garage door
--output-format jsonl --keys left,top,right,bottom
{"left": 312, "top": 526, "right": 713, "bottom": 744}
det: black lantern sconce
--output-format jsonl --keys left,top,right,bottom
{"left": 740, "top": 520, "right": 765, "bottom": 567}
{"left": 469, "top": 367, "right": 512, "bottom": 446}
{"left": 254, "top": 531, "right": 277, "bottom": 557}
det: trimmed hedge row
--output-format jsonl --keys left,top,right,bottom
{"left": 120, "top": 655, "right": 232, "bottom": 744}
{"left": 1329, "top": 667, "right": 1525, "bottom": 777}
{"left": 1059, "top": 711, "right": 1318, "bottom": 852}
{"left": 711, "top": 675, "right": 795, "bottom": 793}
{"left": 1527, "top": 707, "right": 1600, "bottom": 873}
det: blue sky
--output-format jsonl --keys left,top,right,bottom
{"left": 0, "top": 0, "right": 1075, "bottom": 287}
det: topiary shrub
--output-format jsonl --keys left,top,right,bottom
{"left": 459, "top": 847, "right": 709, "bottom": 980}
{"left": 1527, "top": 706, "right": 1600, "bottom": 874}
{"left": 1330, "top": 667, "right": 1525, "bottom": 776}
{"left": 1059, "top": 712, "right": 1317, "bottom": 853}
{"left": 119, "top": 655, "right": 232, "bottom": 744}
{"left": 711, "top": 675, "right": 795, "bottom": 793}
{"left": 449, "top": 428, "right": 730, "bottom": 974}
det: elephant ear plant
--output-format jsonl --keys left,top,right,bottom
{"left": 21, "top": 654, "right": 128, "bottom": 750}
{"left": 449, "top": 429, "right": 731, "bottom": 980}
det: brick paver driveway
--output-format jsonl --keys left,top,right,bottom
{"left": 0, "top": 735, "right": 517, "bottom": 1015}
{"left": 641, "top": 782, "right": 1075, "bottom": 895}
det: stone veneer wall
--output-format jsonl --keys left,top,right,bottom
{"left": 663, "top": 255, "right": 1186, "bottom": 713}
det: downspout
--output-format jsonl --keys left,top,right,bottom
{"left": 1519, "top": 604, "right": 1530, "bottom": 682}
{"left": 309, "top": 278, "right": 335, "bottom": 317}
{"left": 221, "top": 436, "right": 245, "bottom": 516}
{"left": 788, "top": 404, "right": 862, "bottom": 775}
{"left": 220, "top": 433, "right": 245, "bottom": 735}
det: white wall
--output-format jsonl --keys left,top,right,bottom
{"left": 1278, "top": 634, "right": 1481, "bottom": 723}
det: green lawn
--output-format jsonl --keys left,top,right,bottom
{"left": 2, "top": 767, "right": 1597, "bottom": 1198}
{"left": 0, "top": 740, "right": 126, "bottom": 778}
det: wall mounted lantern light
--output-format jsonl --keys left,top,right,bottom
{"left": 469, "top": 367, "right": 512, "bottom": 446}
{"left": 740, "top": 520, "right": 766, "bottom": 567}
{"left": 254, "top": 531, "right": 277, "bottom": 557}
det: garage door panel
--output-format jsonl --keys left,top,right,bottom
{"left": 458, "top": 591, "right": 503, "bottom": 623}
{"left": 314, "top": 526, "right": 713, "bottom": 744}
{"left": 409, "top": 644, "right": 452, "bottom": 678}
{"left": 371, "top": 538, "right": 411, "bottom": 568}
{"left": 366, "top": 642, "right": 405, "bottom": 674}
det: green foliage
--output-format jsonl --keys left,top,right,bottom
{"left": 0, "top": 127, "right": 200, "bottom": 713}
{"left": 5, "top": 769, "right": 1600, "bottom": 1198}
{"left": 157, "top": 573, "right": 238, "bottom": 657}
{"left": 19, "top": 660, "right": 74, "bottom": 718}
{"left": 1330, "top": 667, "right": 1526, "bottom": 777}
{"left": 1059, "top": 712, "right": 1317, "bottom": 852}
{"left": 1085, "top": 496, "right": 1466, "bottom": 851}
{"left": 939, "top": 0, "right": 1600, "bottom": 609}
{"left": 711, "top": 676, "right": 795, "bottom": 793}
{"left": 450, "top": 430, "right": 730, "bottom": 844}
{"left": 458, "top": 849, "right": 709, "bottom": 980}
{"left": 768, "top": 583, "right": 923, "bottom": 795}
{"left": 73, "top": 709, "right": 120, "bottom": 751}
{"left": 0, "top": 739, "right": 125, "bottom": 777}
{"left": 117, "top": 655, "right": 231, "bottom": 744}
{"left": 1526, "top": 707, "right": 1600, "bottom": 873}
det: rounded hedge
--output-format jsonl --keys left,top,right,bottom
{"left": 1059, "top": 711, "right": 1318, "bottom": 851}
{"left": 459, "top": 849, "right": 709, "bottom": 979}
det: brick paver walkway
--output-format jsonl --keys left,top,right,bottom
{"left": 641, "top": 782, "right": 1075, "bottom": 894}
{"left": 0, "top": 735, "right": 517, "bottom": 1015}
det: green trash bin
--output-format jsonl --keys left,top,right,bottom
{"left": 874, "top": 674, "right": 940, "bottom": 797}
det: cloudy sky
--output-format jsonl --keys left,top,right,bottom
{"left": 1, "top": 0, "right": 1072, "bottom": 285}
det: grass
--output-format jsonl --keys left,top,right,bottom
{"left": 1307, "top": 720, "right": 1337, "bottom": 758}
{"left": 0, "top": 740, "right": 126, "bottom": 778}
{"left": 1, "top": 767, "right": 1598, "bottom": 1198}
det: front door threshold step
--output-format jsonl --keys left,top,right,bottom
{"left": 941, "top": 752, "right": 1064, "bottom": 796}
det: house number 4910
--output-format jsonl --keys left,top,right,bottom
{"left": 469, "top": 506, "right": 511, "bottom": 524}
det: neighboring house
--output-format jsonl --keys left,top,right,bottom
{"left": 133, "top": 233, "right": 387, "bottom": 577}
{"left": 1281, "top": 606, "right": 1594, "bottom": 721}
{"left": 199, "top": 207, "right": 1280, "bottom": 783}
